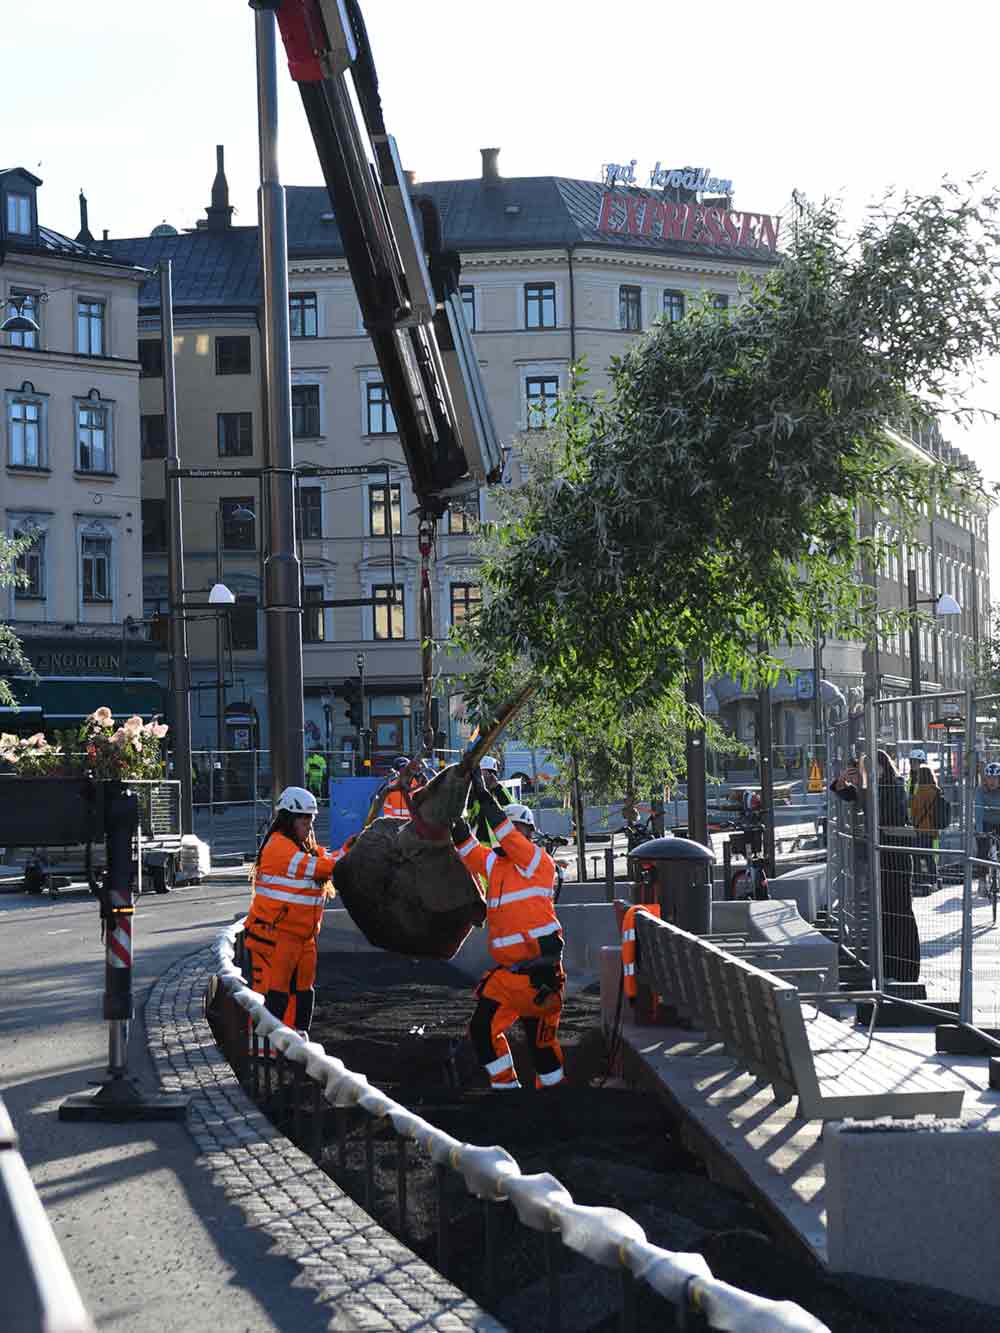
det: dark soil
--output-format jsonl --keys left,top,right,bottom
{"left": 258, "top": 952, "right": 1000, "bottom": 1332}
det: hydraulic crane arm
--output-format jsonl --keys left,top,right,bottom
{"left": 273, "top": 0, "right": 503, "bottom": 517}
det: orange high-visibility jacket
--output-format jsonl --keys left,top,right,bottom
{"left": 247, "top": 831, "right": 344, "bottom": 939}
{"left": 621, "top": 903, "right": 661, "bottom": 998}
{"left": 455, "top": 816, "right": 561, "bottom": 967}
{"left": 383, "top": 788, "right": 409, "bottom": 817}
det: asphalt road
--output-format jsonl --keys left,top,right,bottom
{"left": 0, "top": 873, "right": 328, "bottom": 1333}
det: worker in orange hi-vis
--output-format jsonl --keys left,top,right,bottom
{"left": 451, "top": 778, "right": 565, "bottom": 1090}
{"left": 620, "top": 903, "right": 662, "bottom": 1000}
{"left": 243, "top": 786, "right": 351, "bottom": 1036}
{"left": 381, "top": 755, "right": 428, "bottom": 817}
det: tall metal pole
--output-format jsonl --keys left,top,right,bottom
{"left": 215, "top": 509, "right": 225, "bottom": 760}
{"left": 159, "top": 261, "right": 193, "bottom": 834}
{"left": 908, "top": 568, "right": 921, "bottom": 741}
{"left": 685, "top": 659, "right": 707, "bottom": 845}
{"left": 758, "top": 672, "right": 776, "bottom": 876}
{"left": 812, "top": 624, "right": 823, "bottom": 772}
{"left": 255, "top": 1, "right": 304, "bottom": 797}
{"left": 959, "top": 680, "right": 977, "bottom": 1024}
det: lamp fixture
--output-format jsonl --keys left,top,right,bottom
{"left": 1, "top": 297, "right": 40, "bottom": 335}
{"left": 208, "top": 583, "right": 236, "bottom": 605}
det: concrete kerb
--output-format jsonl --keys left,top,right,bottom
{"left": 146, "top": 946, "right": 503, "bottom": 1332}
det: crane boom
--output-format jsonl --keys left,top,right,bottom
{"left": 273, "top": 0, "right": 503, "bottom": 517}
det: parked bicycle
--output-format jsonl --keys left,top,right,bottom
{"left": 730, "top": 850, "right": 770, "bottom": 901}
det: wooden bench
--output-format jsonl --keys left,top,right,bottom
{"left": 634, "top": 912, "right": 964, "bottom": 1122}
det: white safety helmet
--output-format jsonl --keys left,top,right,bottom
{"left": 505, "top": 803, "right": 535, "bottom": 830}
{"left": 478, "top": 756, "right": 499, "bottom": 772}
{"left": 275, "top": 786, "right": 318, "bottom": 815}
{"left": 910, "top": 748, "right": 927, "bottom": 763}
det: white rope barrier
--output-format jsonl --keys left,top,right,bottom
{"left": 213, "top": 921, "right": 827, "bottom": 1332}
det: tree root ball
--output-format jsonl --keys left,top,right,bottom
{"left": 333, "top": 816, "right": 486, "bottom": 959}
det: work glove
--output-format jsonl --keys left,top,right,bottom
{"left": 528, "top": 961, "right": 565, "bottom": 1006}
{"left": 451, "top": 818, "right": 472, "bottom": 845}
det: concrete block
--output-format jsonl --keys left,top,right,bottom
{"left": 768, "top": 862, "right": 829, "bottom": 919}
{"left": 935, "top": 1024, "right": 1000, "bottom": 1056}
{"left": 825, "top": 1118, "right": 1000, "bottom": 1306}
{"left": 712, "top": 898, "right": 838, "bottom": 991}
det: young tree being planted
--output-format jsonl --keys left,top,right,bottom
{"left": 457, "top": 181, "right": 1000, "bottom": 729}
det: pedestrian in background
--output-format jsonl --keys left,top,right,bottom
{"left": 974, "top": 761, "right": 1000, "bottom": 881}
{"left": 910, "top": 763, "right": 942, "bottom": 890}
{"left": 831, "top": 750, "right": 920, "bottom": 987}
{"left": 244, "top": 786, "right": 348, "bottom": 1035}
{"left": 467, "top": 755, "right": 514, "bottom": 846}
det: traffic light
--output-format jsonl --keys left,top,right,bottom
{"left": 341, "top": 678, "right": 363, "bottom": 730}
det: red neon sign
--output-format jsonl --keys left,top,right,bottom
{"left": 596, "top": 191, "right": 780, "bottom": 253}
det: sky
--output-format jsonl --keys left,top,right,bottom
{"left": 8, "top": 0, "right": 1000, "bottom": 547}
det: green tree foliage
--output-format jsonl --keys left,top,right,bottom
{"left": 458, "top": 183, "right": 1000, "bottom": 726}
{"left": 0, "top": 532, "right": 32, "bottom": 708}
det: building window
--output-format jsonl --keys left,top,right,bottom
{"left": 217, "top": 411, "right": 253, "bottom": 457}
{"left": 373, "top": 584, "right": 405, "bottom": 640}
{"left": 14, "top": 531, "right": 44, "bottom": 599}
{"left": 369, "top": 482, "right": 401, "bottom": 536}
{"left": 6, "top": 193, "right": 31, "bottom": 235}
{"left": 215, "top": 335, "right": 251, "bottom": 375}
{"left": 290, "top": 292, "right": 318, "bottom": 338}
{"left": 366, "top": 381, "right": 397, "bottom": 434}
{"left": 220, "top": 497, "right": 255, "bottom": 550}
{"left": 82, "top": 535, "right": 111, "bottom": 602}
{"left": 448, "top": 492, "right": 480, "bottom": 535}
{"left": 9, "top": 395, "right": 44, "bottom": 468}
{"left": 230, "top": 595, "right": 258, "bottom": 651}
{"left": 6, "top": 291, "right": 38, "bottom": 348}
{"left": 303, "top": 585, "right": 325, "bottom": 643}
{"left": 619, "top": 285, "right": 642, "bottom": 331}
{"left": 460, "top": 285, "right": 476, "bottom": 331}
{"left": 711, "top": 293, "right": 729, "bottom": 312}
{"left": 140, "top": 413, "right": 167, "bottom": 459}
{"left": 450, "top": 582, "right": 481, "bottom": 626}
{"left": 142, "top": 499, "right": 167, "bottom": 552}
{"left": 526, "top": 375, "right": 559, "bottom": 430}
{"left": 77, "top": 402, "right": 111, "bottom": 473}
{"left": 76, "top": 299, "right": 105, "bottom": 356}
{"left": 292, "top": 384, "right": 321, "bottom": 438}
{"left": 525, "top": 282, "right": 556, "bottom": 330}
{"left": 138, "top": 339, "right": 163, "bottom": 377}
{"left": 297, "top": 485, "right": 323, "bottom": 539}
{"left": 663, "top": 290, "right": 685, "bottom": 323}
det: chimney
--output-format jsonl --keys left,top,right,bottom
{"left": 102, "top": 229, "right": 109, "bottom": 241}
{"left": 205, "top": 144, "right": 234, "bottom": 231}
{"left": 481, "top": 147, "right": 501, "bottom": 183}
{"left": 76, "top": 190, "right": 94, "bottom": 244}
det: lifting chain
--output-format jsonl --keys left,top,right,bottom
{"left": 417, "top": 517, "right": 437, "bottom": 758}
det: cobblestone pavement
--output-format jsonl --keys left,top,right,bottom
{"left": 147, "top": 946, "right": 504, "bottom": 1332}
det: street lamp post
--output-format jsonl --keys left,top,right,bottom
{"left": 158, "top": 259, "right": 194, "bottom": 835}
{"left": 254, "top": 1, "right": 305, "bottom": 798}
{"left": 907, "top": 566, "right": 962, "bottom": 739}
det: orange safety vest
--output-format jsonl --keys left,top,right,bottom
{"left": 383, "top": 789, "right": 409, "bottom": 817}
{"left": 247, "top": 831, "right": 343, "bottom": 939}
{"left": 455, "top": 816, "right": 561, "bottom": 968}
{"left": 621, "top": 903, "right": 661, "bottom": 998}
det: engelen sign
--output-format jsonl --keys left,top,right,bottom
{"left": 596, "top": 190, "right": 780, "bottom": 253}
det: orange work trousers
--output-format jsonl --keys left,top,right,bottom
{"left": 469, "top": 966, "right": 564, "bottom": 1089}
{"left": 243, "top": 912, "right": 318, "bottom": 1032}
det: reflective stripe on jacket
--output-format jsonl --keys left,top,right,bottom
{"left": 455, "top": 817, "right": 560, "bottom": 967}
{"left": 247, "top": 831, "right": 343, "bottom": 938}
{"left": 621, "top": 903, "right": 661, "bottom": 998}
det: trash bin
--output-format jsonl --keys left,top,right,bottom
{"left": 629, "top": 835, "right": 715, "bottom": 934}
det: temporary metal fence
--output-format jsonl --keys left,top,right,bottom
{"left": 827, "top": 685, "right": 1000, "bottom": 1039}
{"left": 211, "top": 923, "right": 825, "bottom": 1333}
{"left": 0, "top": 1095, "right": 95, "bottom": 1333}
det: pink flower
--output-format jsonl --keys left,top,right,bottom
{"left": 111, "top": 728, "right": 128, "bottom": 746}
{"left": 151, "top": 722, "right": 169, "bottom": 739}
{"left": 25, "top": 733, "right": 47, "bottom": 747}
{"left": 89, "top": 707, "right": 114, "bottom": 727}
{"left": 123, "top": 716, "right": 143, "bottom": 736}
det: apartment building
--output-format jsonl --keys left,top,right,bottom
{"left": 0, "top": 169, "right": 156, "bottom": 727}
{"left": 108, "top": 148, "right": 989, "bottom": 770}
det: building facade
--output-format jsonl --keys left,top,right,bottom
{"left": 1, "top": 168, "right": 155, "bottom": 728}
{"left": 107, "top": 150, "right": 990, "bottom": 773}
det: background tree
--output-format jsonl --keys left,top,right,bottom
{"left": 457, "top": 182, "right": 1000, "bottom": 731}
{"left": 0, "top": 532, "right": 32, "bottom": 708}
